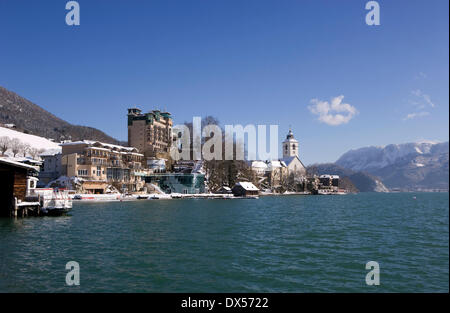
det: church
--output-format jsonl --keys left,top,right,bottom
{"left": 280, "top": 129, "right": 306, "bottom": 176}
{"left": 249, "top": 129, "right": 307, "bottom": 187}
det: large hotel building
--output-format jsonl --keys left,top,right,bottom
{"left": 127, "top": 108, "right": 173, "bottom": 157}
{"left": 60, "top": 140, "right": 146, "bottom": 193}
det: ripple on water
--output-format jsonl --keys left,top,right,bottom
{"left": 0, "top": 193, "right": 448, "bottom": 292}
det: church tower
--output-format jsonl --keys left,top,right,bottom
{"left": 282, "top": 129, "right": 299, "bottom": 158}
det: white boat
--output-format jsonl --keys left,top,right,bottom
{"left": 72, "top": 193, "right": 121, "bottom": 201}
{"left": 317, "top": 189, "right": 348, "bottom": 195}
{"left": 33, "top": 188, "right": 72, "bottom": 215}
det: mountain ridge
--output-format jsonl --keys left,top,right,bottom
{"left": 336, "top": 141, "right": 449, "bottom": 191}
{"left": 307, "top": 163, "right": 389, "bottom": 192}
{"left": 0, "top": 86, "right": 122, "bottom": 145}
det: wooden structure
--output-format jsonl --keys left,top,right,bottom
{"left": 0, "top": 158, "right": 40, "bottom": 217}
{"left": 216, "top": 186, "right": 232, "bottom": 194}
{"left": 232, "top": 182, "right": 259, "bottom": 197}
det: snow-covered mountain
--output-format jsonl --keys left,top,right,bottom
{"left": 336, "top": 141, "right": 440, "bottom": 171}
{"left": 336, "top": 141, "right": 449, "bottom": 191}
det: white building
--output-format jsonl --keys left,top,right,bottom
{"left": 249, "top": 160, "right": 268, "bottom": 175}
{"left": 319, "top": 174, "right": 339, "bottom": 188}
{"left": 250, "top": 129, "right": 306, "bottom": 177}
{"left": 282, "top": 129, "right": 298, "bottom": 158}
{"left": 280, "top": 129, "right": 306, "bottom": 176}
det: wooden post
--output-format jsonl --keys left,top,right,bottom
{"left": 38, "top": 194, "right": 42, "bottom": 216}
{"left": 13, "top": 197, "right": 17, "bottom": 218}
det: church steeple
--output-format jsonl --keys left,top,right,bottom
{"left": 282, "top": 128, "right": 299, "bottom": 158}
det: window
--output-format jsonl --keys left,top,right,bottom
{"left": 78, "top": 169, "right": 88, "bottom": 176}
{"left": 97, "top": 166, "right": 101, "bottom": 176}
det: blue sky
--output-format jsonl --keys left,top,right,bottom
{"left": 0, "top": 0, "right": 448, "bottom": 164}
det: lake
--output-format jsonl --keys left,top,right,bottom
{"left": 0, "top": 192, "right": 448, "bottom": 292}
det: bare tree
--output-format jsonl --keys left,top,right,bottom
{"left": 10, "top": 138, "right": 22, "bottom": 157}
{"left": 21, "top": 143, "right": 31, "bottom": 157}
{"left": 177, "top": 115, "right": 258, "bottom": 191}
{"left": 0, "top": 136, "right": 11, "bottom": 156}
{"left": 29, "top": 147, "right": 40, "bottom": 160}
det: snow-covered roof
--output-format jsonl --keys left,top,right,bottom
{"left": 281, "top": 155, "right": 304, "bottom": 167}
{"left": 40, "top": 148, "right": 61, "bottom": 157}
{"left": 235, "top": 182, "right": 259, "bottom": 191}
{"left": 283, "top": 137, "right": 298, "bottom": 143}
{"left": 120, "top": 151, "right": 144, "bottom": 156}
{"left": 0, "top": 157, "right": 39, "bottom": 171}
{"left": 250, "top": 161, "right": 268, "bottom": 169}
{"left": 11, "top": 157, "right": 42, "bottom": 165}
{"left": 85, "top": 146, "right": 111, "bottom": 152}
{"left": 100, "top": 143, "right": 136, "bottom": 152}
{"left": 59, "top": 140, "right": 95, "bottom": 146}
{"left": 267, "top": 160, "right": 286, "bottom": 169}
{"left": 280, "top": 156, "right": 295, "bottom": 166}
{"left": 319, "top": 174, "right": 339, "bottom": 179}
{"left": 61, "top": 140, "right": 138, "bottom": 153}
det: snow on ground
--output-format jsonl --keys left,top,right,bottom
{"left": 0, "top": 126, "right": 61, "bottom": 156}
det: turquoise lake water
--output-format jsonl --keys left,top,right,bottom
{"left": 0, "top": 192, "right": 448, "bottom": 292}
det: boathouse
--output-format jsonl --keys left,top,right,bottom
{"left": 232, "top": 182, "right": 259, "bottom": 197}
{"left": 0, "top": 158, "right": 39, "bottom": 217}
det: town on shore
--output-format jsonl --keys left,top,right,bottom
{"left": 0, "top": 107, "right": 349, "bottom": 217}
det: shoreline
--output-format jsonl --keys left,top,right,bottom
{"left": 70, "top": 190, "right": 353, "bottom": 202}
{"left": 69, "top": 190, "right": 448, "bottom": 203}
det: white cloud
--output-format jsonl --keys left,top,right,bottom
{"left": 411, "top": 89, "right": 435, "bottom": 108}
{"left": 308, "top": 95, "right": 357, "bottom": 126}
{"left": 414, "top": 72, "right": 427, "bottom": 79}
{"left": 403, "top": 111, "right": 430, "bottom": 120}
{"left": 408, "top": 99, "right": 425, "bottom": 110}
